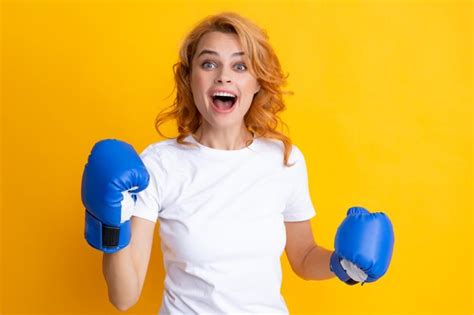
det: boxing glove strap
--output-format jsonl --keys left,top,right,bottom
{"left": 330, "top": 252, "right": 359, "bottom": 285}
{"left": 84, "top": 210, "right": 131, "bottom": 253}
{"left": 102, "top": 225, "right": 120, "bottom": 247}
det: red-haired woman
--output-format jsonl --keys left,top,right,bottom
{"left": 82, "top": 12, "right": 394, "bottom": 314}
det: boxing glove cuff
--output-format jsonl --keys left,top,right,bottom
{"left": 84, "top": 210, "right": 131, "bottom": 253}
{"left": 330, "top": 251, "right": 359, "bottom": 285}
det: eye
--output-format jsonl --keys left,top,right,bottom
{"left": 201, "top": 61, "right": 216, "bottom": 70}
{"left": 235, "top": 63, "right": 247, "bottom": 71}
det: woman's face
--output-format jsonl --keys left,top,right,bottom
{"left": 190, "top": 31, "right": 260, "bottom": 130}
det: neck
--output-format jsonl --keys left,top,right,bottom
{"left": 193, "top": 124, "right": 254, "bottom": 150}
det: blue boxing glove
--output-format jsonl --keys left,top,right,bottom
{"left": 330, "top": 206, "right": 394, "bottom": 285}
{"left": 81, "top": 139, "right": 149, "bottom": 253}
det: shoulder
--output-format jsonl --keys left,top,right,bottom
{"left": 289, "top": 143, "right": 305, "bottom": 163}
{"left": 141, "top": 138, "right": 176, "bottom": 155}
{"left": 257, "top": 137, "right": 304, "bottom": 162}
{"left": 139, "top": 138, "right": 189, "bottom": 170}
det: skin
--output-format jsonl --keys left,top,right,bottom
{"left": 103, "top": 30, "right": 335, "bottom": 314}
{"left": 190, "top": 31, "right": 260, "bottom": 150}
{"left": 189, "top": 32, "right": 334, "bottom": 281}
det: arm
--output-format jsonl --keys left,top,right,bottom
{"left": 103, "top": 216, "right": 155, "bottom": 311}
{"left": 284, "top": 220, "right": 335, "bottom": 281}
{"left": 301, "top": 244, "right": 334, "bottom": 280}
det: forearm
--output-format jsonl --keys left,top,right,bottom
{"left": 102, "top": 246, "right": 140, "bottom": 311}
{"left": 300, "top": 245, "right": 335, "bottom": 281}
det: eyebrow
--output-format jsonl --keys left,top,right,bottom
{"left": 197, "top": 49, "right": 245, "bottom": 58}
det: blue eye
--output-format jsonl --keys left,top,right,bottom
{"left": 202, "top": 61, "right": 216, "bottom": 70}
{"left": 235, "top": 63, "right": 247, "bottom": 71}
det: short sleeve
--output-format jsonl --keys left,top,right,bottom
{"left": 282, "top": 145, "right": 316, "bottom": 222}
{"left": 133, "top": 146, "right": 166, "bottom": 223}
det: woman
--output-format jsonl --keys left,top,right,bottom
{"left": 82, "top": 11, "right": 394, "bottom": 315}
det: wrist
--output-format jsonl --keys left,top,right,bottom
{"left": 85, "top": 210, "right": 132, "bottom": 253}
{"left": 329, "top": 252, "right": 358, "bottom": 285}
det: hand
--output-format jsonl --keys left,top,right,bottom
{"left": 330, "top": 206, "right": 394, "bottom": 285}
{"left": 81, "top": 139, "right": 150, "bottom": 253}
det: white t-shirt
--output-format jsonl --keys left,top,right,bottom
{"left": 133, "top": 134, "right": 316, "bottom": 315}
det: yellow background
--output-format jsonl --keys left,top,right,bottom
{"left": 1, "top": 0, "right": 472, "bottom": 314}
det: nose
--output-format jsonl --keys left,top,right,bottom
{"left": 214, "top": 67, "right": 232, "bottom": 84}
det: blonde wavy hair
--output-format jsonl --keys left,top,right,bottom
{"left": 155, "top": 12, "right": 294, "bottom": 166}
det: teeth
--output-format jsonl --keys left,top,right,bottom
{"left": 212, "top": 92, "right": 236, "bottom": 98}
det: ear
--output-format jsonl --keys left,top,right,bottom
{"left": 255, "top": 83, "right": 261, "bottom": 94}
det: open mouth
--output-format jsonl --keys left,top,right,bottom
{"left": 211, "top": 94, "right": 238, "bottom": 112}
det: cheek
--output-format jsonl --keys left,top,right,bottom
{"left": 190, "top": 71, "right": 200, "bottom": 92}
{"left": 190, "top": 73, "right": 207, "bottom": 104}
{"left": 241, "top": 80, "right": 259, "bottom": 102}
